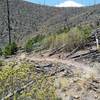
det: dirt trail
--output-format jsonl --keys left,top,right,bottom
{"left": 25, "top": 56, "right": 99, "bottom": 99}
{"left": 14, "top": 53, "right": 100, "bottom": 100}
{"left": 25, "top": 55, "right": 97, "bottom": 76}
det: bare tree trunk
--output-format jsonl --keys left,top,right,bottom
{"left": 7, "top": 0, "right": 11, "bottom": 44}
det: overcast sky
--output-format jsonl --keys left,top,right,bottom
{"left": 24, "top": 0, "right": 100, "bottom": 6}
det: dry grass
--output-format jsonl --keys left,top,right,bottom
{"left": 41, "top": 25, "right": 92, "bottom": 52}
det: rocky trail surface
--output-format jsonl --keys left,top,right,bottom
{"left": 1, "top": 53, "right": 100, "bottom": 100}
{"left": 17, "top": 53, "right": 100, "bottom": 100}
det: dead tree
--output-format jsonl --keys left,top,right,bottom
{"left": 95, "top": 30, "right": 99, "bottom": 50}
{"left": 6, "top": 0, "right": 11, "bottom": 44}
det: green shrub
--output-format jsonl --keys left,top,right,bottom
{"left": 0, "top": 62, "right": 57, "bottom": 99}
{"left": 25, "top": 25, "right": 92, "bottom": 53}
{"left": 57, "top": 27, "right": 70, "bottom": 34}
{"left": 32, "top": 34, "right": 45, "bottom": 43}
{"left": 0, "top": 60, "right": 3, "bottom": 66}
{"left": 25, "top": 35, "right": 45, "bottom": 52}
{"left": 78, "top": 25, "right": 92, "bottom": 40}
{"left": 11, "top": 42, "right": 18, "bottom": 53}
{"left": 0, "top": 48, "right": 2, "bottom": 56}
{"left": 25, "top": 39, "right": 33, "bottom": 52}
{"left": 41, "top": 25, "right": 92, "bottom": 51}
{"left": 3, "top": 44, "right": 12, "bottom": 56}
{"left": 3, "top": 42, "right": 18, "bottom": 57}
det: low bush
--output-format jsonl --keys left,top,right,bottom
{"left": 25, "top": 39, "right": 33, "bottom": 52}
{"left": 25, "top": 34, "right": 45, "bottom": 52}
{"left": 41, "top": 25, "right": 92, "bottom": 51}
{"left": 0, "top": 62, "right": 57, "bottom": 100}
{"left": 3, "top": 44, "right": 12, "bottom": 56}
{"left": 3, "top": 42, "right": 18, "bottom": 57}
{"left": 11, "top": 42, "right": 18, "bottom": 53}
{"left": 0, "top": 60, "right": 3, "bottom": 66}
{"left": 25, "top": 25, "right": 92, "bottom": 52}
{"left": 0, "top": 48, "right": 2, "bottom": 56}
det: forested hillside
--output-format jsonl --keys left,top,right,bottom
{"left": 0, "top": 0, "right": 100, "bottom": 47}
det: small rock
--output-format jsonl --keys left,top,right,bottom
{"left": 68, "top": 96, "right": 74, "bottom": 100}
{"left": 73, "top": 95, "right": 80, "bottom": 99}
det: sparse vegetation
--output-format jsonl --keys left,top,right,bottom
{"left": 24, "top": 25, "right": 92, "bottom": 53}
{"left": 3, "top": 44, "right": 12, "bottom": 56}
{"left": 0, "top": 61, "right": 57, "bottom": 100}
{"left": 25, "top": 39, "right": 33, "bottom": 52}
{"left": 0, "top": 60, "right": 3, "bottom": 66}
{"left": 3, "top": 42, "right": 18, "bottom": 57}
{"left": 25, "top": 34, "right": 45, "bottom": 52}
{"left": 41, "top": 25, "right": 92, "bottom": 51}
{"left": 0, "top": 48, "right": 2, "bottom": 56}
{"left": 11, "top": 42, "right": 18, "bottom": 53}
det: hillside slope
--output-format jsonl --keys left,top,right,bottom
{"left": 0, "top": 0, "right": 100, "bottom": 47}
